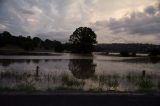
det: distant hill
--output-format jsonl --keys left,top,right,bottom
{"left": 95, "top": 43, "right": 160, "bottom": 53}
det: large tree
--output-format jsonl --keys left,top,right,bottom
{"left": 69, "top": 27, "right": 97, "bottom": 53}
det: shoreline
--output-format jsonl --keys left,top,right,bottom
{"left": 0, "top": 50, "right": 152, "bottom": 56}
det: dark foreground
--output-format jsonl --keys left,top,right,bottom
{"left": 0, "top": 93, "right": 160, "bottom": 106}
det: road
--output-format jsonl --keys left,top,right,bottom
{"left": 0, "top": 93, "right": 160, "bottom": 106}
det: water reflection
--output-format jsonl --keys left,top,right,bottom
{"left": 0, "top": 59, "right": 41, "bottom": 67}
{"left": 149, "top": 57, "right": 160, "bottom": 63}
{"left": 0, "top": 59, "right": 64, "bottom": 67}
{"left": 0, "top": 54, "right": 160, "bottom": 92}
{"left": 69, "top": 59, "right": 96, "bottom": 79}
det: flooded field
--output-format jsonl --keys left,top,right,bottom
{"left": 0, "top": 53, "right": 160, "bottom": 92}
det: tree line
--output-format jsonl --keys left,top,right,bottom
{"left": 0, "top": 31, "right": 64, "bottom": 52}
{"left": 0, "top": 27, "right": 97, "bottom": 53}
{"left": 95, "top": 43, "right": 160, "bottom": 56}
{"left": 0, "top": 27, "right": 159, "bottom": 55}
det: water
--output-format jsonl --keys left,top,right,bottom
{"left": 0, "top": 53, "right": 160, "bottom": 92}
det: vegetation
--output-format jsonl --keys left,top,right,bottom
{"left": 0, "top": 78, "right": 36, "bottom": 92}
{"left": 15, "top": 82, "right": 36, "bottom": 92}
{"left": 95, "top": 74, "right": 120, "bottom": 91}
{"left": 119, "top": 51, "right": 136, "bottom": 57}
{"left": 69, "top": 27, "right": 97, "bottom": 53}
{"left": 0, "top": 70, "right": 159, "bottom": 93}
{"left": 0, "top": 31, "right": 160, "bottom": 93}
{"left": 136, "top": 78, "right": 154, "bottom": 91}
{"left": 0, "top": 71, "right": 32, "bottom": 80}
{"left": 149, "top": 49, "right": 160, "bottom": 56}
{"left": 120, "top": 51, "right": 129, "bottom": 57}
{"left": 61, "top": 73, "right": 85, "bottom": 88}
{"left": 0, "top": 31, "right": 64, "bottom": 52}
{"left": 95, "top": 43, "right": 160, "bottom": 55}
{"left": 158, "top": 81, "right": 160, "bottom": 89}
{"left": 54, "top": 86, "right": 83, "bottom": 91}
{"left": 1, "top": 31, "right": 160, "bottom": 54}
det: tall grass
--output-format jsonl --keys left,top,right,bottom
{"left": 0, "top": 70, "right": 159, "bottom": 92}
{"left": 61, "top": 73, "right": 85, "bottom": 88}
{"left": 0, "top": 78, "right": 36, "bottom": 92}
{"left": 0, "top": 71, "right": 32, "bottom": 80}
{"left": 136, "top": 78, "right": 154, "bottom": 92}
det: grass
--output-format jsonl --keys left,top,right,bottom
{"left": 0, "top": 81, "right": 36, "bottom": 92}
{"left": 46, "top": 87, "right": 54, "bottom": 92}
{"left": 91, "top": 74, "right": 120, "bottom": 90}
{"left": 88, "top": 87, "right": 103, "bottom": 92}
{"left": 0, "top": 71, "right": 159, "bottom": 93}
{"left": 90, "top": 73, "right": 159, "bottom": 92}
{"left": 0, "top": 86, "right": 15, "bottom": 92}
{"left": 61, "top": 73, "right": 85, "bottom": 88}
{"left": 43, "top": 73, "right": 57, "bottom": 82}
{"left": 90, "top": 74, "right": 99, "bottom": 81}
{"left": 136, "top": 78, "right": 154, "bottom": 91}
{"left": 98, "top": 74, "right": 107, "bottom": 86}
{"left": 107, "top": 79, "right": 119, "bottom": 90}
{"left": 15, "top": 82, "right": 36, "bottom": 92}
{"left": 157, "top": 81, "right": 160, "bottom": 90}
{"left": 0, "top": 71, "right": 32, "bottom": 80}
{"left": 54, "top": 86, "right": 83, "bottom": 91}
{"left": 124, "top": 74, "right": 156, "bottom": 92}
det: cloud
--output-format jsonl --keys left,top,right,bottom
{"left": 0, "top": 0, "right": 159, "bottom": 43}
{"left": 95, "top": 3, "right": 160, "bottom": 36}
{"left": 89, "top": 1, "right": 160, "bottom": 44}
{"left": 20, "top": 9, "right": 35, "bottom": 15}
{"left": 0, "top": 0, "right": 96, "bottom": 40}
{"left": 144, "top": 5, "right": 157, "bottom": 15}
{"left": 37, "top": 31, "right": 70, "bottom": 42}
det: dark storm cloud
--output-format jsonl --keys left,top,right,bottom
{"left": 94, "top": 3, "right": 160, "bottom": 35}
{"left": 144, "top": 5, "right": 157, "bottom": 15}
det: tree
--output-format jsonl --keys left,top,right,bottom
{"left": 33, "top": 37, "right": 42, "bottom": 48}
{"left": 69, "top": 27, "right": 97, "bottom": 53}
{"left": 22, "top": 36, "right": 35, "bottom": 51}
{"left": 43, "top": 39, "right": 54, "bottom": 50}
{"left": 0, "top": 31, "right": 64, "bottom": 52}
{"left": 149, "top": 48, "right": 159, "bottom": 56}
{"left": 52, "top": 40, "right": 64, "bottom": 52}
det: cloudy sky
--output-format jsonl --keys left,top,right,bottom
{"left": 0, "top": 0, "right": 160, "bottom": 44}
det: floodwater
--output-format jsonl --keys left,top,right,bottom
{"left": 0, "top": 53, "right": 160, "bottom": 92}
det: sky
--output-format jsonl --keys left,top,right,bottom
{"left": 0, "top": 0, "right": 160, "bottom": 44}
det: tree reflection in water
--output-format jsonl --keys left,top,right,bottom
{"left": 68, "top": 59, "right": 96, "bottom": 79}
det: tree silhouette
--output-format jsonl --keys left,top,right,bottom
{"left": 69, "top": 27, "right": 97, "bottom": 53}
{"left": 52, "top": 40, "right": 64, "bottom": 52}
{"left": 33, "top": 37, "right": 43, "bottom": 48}
{"left": 22, "top": 36, "right": 35, "bottom": 51}
{"left": 0, "top": 31, "right": 64, "bottom": 52}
